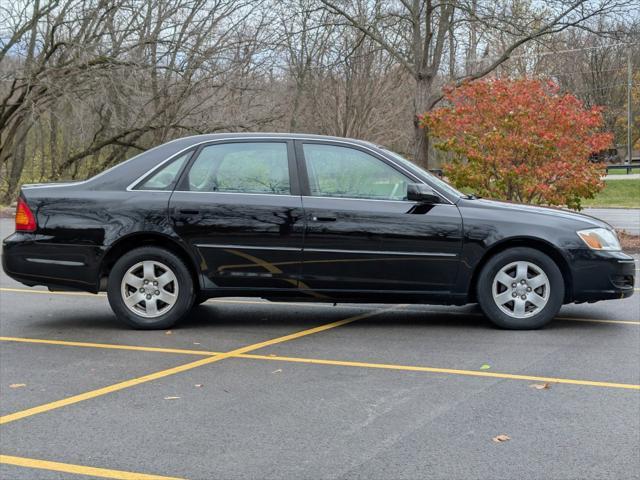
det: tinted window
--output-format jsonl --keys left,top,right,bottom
{"left": 137, "top": 152, "right": 190, "bottom": 190}
{"left": 303, "top": 144, "right": 409, "bottom": 200}
{"left": 186, "top": 142, "right": 290, "bottom": 194}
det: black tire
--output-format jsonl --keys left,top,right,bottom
{"left": 476, "top": 247, "right": 564, "bottom": 330}
{"left": 107, "top": 246, "right": 195, "bottom": 329}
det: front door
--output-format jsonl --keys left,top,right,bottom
{"left": 169, "top": 140, "right": 305, "bottom": 293}
{"left": 296, "top": 141, "right": 463, "bottom": 298}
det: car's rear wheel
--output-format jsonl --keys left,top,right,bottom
{"left": 107, "top": 246, "right": 194, "bottom": 329}
{"left": 477, "top": 247, "right": 564, "bottom": 329}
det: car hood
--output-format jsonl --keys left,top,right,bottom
{"left": 466, "top": 198, "right": 612, "bottom": 229}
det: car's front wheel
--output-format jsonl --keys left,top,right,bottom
{"left": 477, "top": 247, "right": 564, "bottom": 330}
{"left": 107, "top": 246, "right": 195, "bottom": 329}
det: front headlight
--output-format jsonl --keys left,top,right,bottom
{"left": 577, "top": 228, "right": 621, "bottom": 251}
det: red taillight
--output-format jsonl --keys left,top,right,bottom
{"left": 15, "top": 197, "right": 36, "bottom": 232}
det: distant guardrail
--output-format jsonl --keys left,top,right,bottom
{"left": 430, "top": 165, "right": 639, "bottom": 176}
{"left": 606, "top": 164, "right": 640, "bottom": 174}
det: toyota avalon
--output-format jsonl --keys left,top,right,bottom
{"left": 2, "top": 133, "right": 635, "bottom": 329}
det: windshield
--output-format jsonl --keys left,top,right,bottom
{"left": 382, "top": 149, "right": 464, "bottom": 199}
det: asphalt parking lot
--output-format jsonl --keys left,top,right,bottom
{"left": 0, "top": 219, "right": 639, "bottom": 480}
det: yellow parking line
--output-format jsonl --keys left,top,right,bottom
{"left": 237, "top": 353, "right": 640, "bottom": 390}
{"left": 1, "top": 328, "right": 637, "bottom": 393}
{"left": 0, "top": 454, "right": 182, "bottom": 480}
{"left": 0, "top": 355, "right": 222, "bottom": 425}
{"left": 0, "top": 336, "right": 218, "bottom": 356}
{"left": 0, "top": 307, "right": 396, "bottom": 425}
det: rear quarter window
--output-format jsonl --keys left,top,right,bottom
{"left": 136, "top": 151, "right": 191, "bottom": 191}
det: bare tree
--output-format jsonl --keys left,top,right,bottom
{"left": 0, "top": 0, "right": 281, "bottom": 200}
{"left": 1, "top": 0, "right": 636, "bottom": 201}
{"left": 319, "top": 0, "right": 634, "bottom": 168}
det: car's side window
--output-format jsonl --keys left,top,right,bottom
{"left": 186, "top": 142, "right": 290, "bottom": 194}
{"left": 302, "top": 143, "right": 409, "bottom": 200}
{"left": 137, "top": 152, "right": 191, "bottom": 190}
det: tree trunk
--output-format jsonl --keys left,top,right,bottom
{"left": 413, "top": 76, "right": 432, "bottom": 169}
{"left": 2, "top": 120, "right": 29, "bottom": 203}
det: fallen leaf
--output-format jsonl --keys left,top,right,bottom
{"left": 272, "top": 369, "right": 282, "bottom": 374}
{"left": 163, "top": 396, "right": 180, "bottom": 400}
{"left": 165, "top": 330, "right": 173, "bottom": 335}
{"left": 9, "top": 383, "right": 26, "bottom": 388}
{"left": 530, "top": 382, "right": 551, "bottom": 390}
{"left": 492, "top": 434, "right": 511, "bottom": 443}
{"left": 193, "top": 342, "right": 201, "bottom": 345}
{"left": 194, "top": 384, "right": 203, "bottom": 388}
{"left": 480, "top": 364, "right": 491, "bottom": 370}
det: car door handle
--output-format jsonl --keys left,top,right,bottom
{"left": 179, "top": 209, "right": 200, "bottom": 215}
{"left": 312, "top": 215, "right": 337, "bottom": 222}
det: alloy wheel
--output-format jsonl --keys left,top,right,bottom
{"left": 120, "top": 260, "right": 179, "bottom": 318}
{"left": 492, "top": 261, "right": 550, "bottom": 319}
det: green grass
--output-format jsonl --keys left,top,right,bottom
{"left": 581, "top": 179, "right": 640, "bottom": 208}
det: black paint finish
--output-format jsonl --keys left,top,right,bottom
{"left": 2, "top": 133, "right": 635, "bottom": 306}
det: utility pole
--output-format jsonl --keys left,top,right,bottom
{"left": 627, "top": 47, "right": 633, "bottom": 164}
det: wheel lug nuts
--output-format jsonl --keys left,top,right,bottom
{"left": 521, "top": 279, "right": 526, "bottom": 284}
{"left": 146, "top": 294, "right": 152, "bottom": 300}
{"left": 155, "top": 290, "right": 160, "bottom": 295}
{"left": 527, "top": 287, "right": 532, "bottom": 292}
{"left": 511, "top": 283, "right": 516, "bottom": 288}
{"left": 153, "top": 281, "right": 158, "bottom": 286}
{"left": 140, "top": 288, "right": 145, "bottom": 293}
{"left": 512, "top": 292, "right": 517, "bottom": 298}
{"left": 521, "top": 295, "right": 527, "bottom": 300}
{"left": 144, "top": 280, "right": 149, "bottom": 284}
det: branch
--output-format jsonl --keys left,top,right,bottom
{"left": 319, "top": 0, "right": 417, "bottom": 76}
{"left": 428, "top": 0, "right": 593, "bottom": 108}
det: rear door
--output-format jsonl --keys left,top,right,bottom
{"left": 296, "top": 140, "right": 463, "bottom": 297}
{"left": 169, "top": 140, "right": 305, "bottom": 293}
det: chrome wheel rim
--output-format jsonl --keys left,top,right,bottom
{"left": 492, "top": 261, "right": 550, "bottom": 319}
{"left": 120, "top": 260, "right": 179, "bottom": 318}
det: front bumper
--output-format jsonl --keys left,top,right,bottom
{"left": 568, "top": 249, "right": 635, "bottom": 302}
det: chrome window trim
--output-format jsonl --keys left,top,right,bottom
{"left": 170, "top": 190, "right": 302, "bottom": 198}
{"left": 123, "top": 136, "right": 453, "bottom": 204}
{"left": 124, "top": 189, "right": 456, "bottom": 206}
{"left": 302, "top": 195, "right": 458, "bottom": 206}
{"left": 298, "top": 140, "right": 453, "bottom": 205}
{"left": 126, "top": 138, "right": 291, "bottom": 192}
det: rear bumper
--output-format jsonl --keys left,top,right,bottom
{"left": 2, "top": 233, "right": 105, "bottom": 292}
{"left": 568, "top": 249, "right": 635, "bottom": 302}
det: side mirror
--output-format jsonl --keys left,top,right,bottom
{"left": 407, "top": 183, "right": 440, "bottom": 204}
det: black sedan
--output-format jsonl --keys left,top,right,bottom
{"left": 2, "top": 134, "right": 635, "bottom": 329}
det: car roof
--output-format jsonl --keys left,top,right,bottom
{"left": 85, "top": 133, "right": 379, "bottom": 190}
